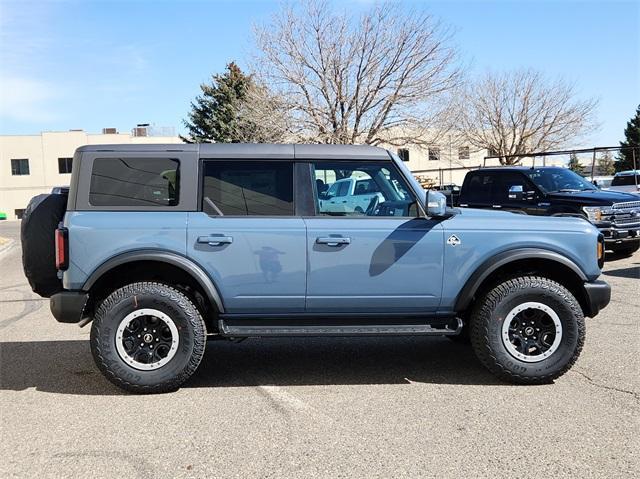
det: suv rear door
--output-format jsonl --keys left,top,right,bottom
{"left": 303, "top": 159, "right": 444, "bottom": 313}
{"left": 187, "top": 157, "right": 307, "bottom": 313}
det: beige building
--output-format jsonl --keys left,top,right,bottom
{"left": 0, "top": 128, "right": 182, "bottom": 219}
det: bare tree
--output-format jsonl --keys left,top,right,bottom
{"left": 252, "top": 0, "right": 461, "bottom": 146}
{"left": 233, "top": 82, "right": 292, "bottom": 143}
{"left": 459, "top": 69, "right": 598, "bottom": 165}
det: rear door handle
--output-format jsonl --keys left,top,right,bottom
{"left": 197, "top": 235, "right": 233, "bottom": 246}
{"left": 316, "top": 236, "right": 351, "bottom": 246}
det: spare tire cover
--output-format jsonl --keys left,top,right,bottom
{"left": 21, "top": 194, "right": 67, "bottom": 297}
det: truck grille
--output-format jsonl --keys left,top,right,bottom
{"left": 612, "top": 200, "right": 640, "bottom": 210}
{"left": 610, "top": 201, "right": 640, "bottom": 228}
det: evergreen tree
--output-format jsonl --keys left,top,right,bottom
{"left": 616, "top": 105, "right": 640, "bottom": 171}
{"left": 182, "top": 62, "right": 252, "bottom": 143}
{"left": 596, "top": 151, "right": 616, "bottom": 176}
{"left": 568, "top": 153, "right": 585, "bottom": 175}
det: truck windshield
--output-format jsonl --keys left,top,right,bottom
{"left": 524, "top": 168, "right": 597, "bottom": 193}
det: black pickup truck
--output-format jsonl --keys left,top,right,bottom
{"left": 457, "top": 166, "right": 640, "bottom": 256}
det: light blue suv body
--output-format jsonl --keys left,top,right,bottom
{"left": 40, "top": 143, "right": 611, "bottom": 391}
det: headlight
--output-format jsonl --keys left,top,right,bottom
{"left": 582, "top": 206, "right": 602, "bottom": 222}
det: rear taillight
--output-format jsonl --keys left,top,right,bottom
{"left": 55, "top": 227, "right": 69, "bottom": 270}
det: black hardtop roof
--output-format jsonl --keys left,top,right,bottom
{"left": 76, "top": 143, "right": 390, "bottom": 160}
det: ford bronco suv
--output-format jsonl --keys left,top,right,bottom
{"left": 21, "top": 144, "right": 611, "bottom": 393}
{"left": 457, "top": 166, "right": 640, "bottom": 256}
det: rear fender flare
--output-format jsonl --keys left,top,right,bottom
{"left": 83, "top": 250, "right": 225, "bottom": 313}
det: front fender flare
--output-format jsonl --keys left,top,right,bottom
{"left": 83, "top": 249, "right": 225, "bottom": 313}
{"left": 453, "top": 248, "right": 588, "bottom": 312}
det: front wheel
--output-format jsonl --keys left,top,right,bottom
{"left": 470, "top": 276, "right": 585, "bottom": 384}
{"left": 90, "top": 282, "right": 206, "bottom": 393}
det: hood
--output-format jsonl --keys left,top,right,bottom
{"left": 546, "top": 189, "right": 639, "bottom": 205}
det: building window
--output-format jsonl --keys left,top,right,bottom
{"left": 397, "top": 148, "right": 410, "bottom": 162}
{"left": 428, "top": 147, "right": 440, "bottom": 161}
{"left": 14, "top": 209, "right": 26, "bottom": 220}
{"left": 11, "top": 159, "right": 30, "bottom": 176}
{"left": 458, "top": 146, "right": 470, "bottom": 160}
{"left": 58, "top": 157, "right": 73, "bottom": 174}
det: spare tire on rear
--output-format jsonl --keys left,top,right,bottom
{"left": 21, "top": 193, "right": 67, "bottom": 297}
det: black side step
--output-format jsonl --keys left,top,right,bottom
{"left": 218, "top": 318, "right": 463, "bottom": 337}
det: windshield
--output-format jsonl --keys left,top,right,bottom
{"left": 524, "top": 168, "right": 597, "bottom": 193}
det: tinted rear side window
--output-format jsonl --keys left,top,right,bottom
{"left": 202, "top": 161, "right": 294, "bottom": 216}
{"left": 462, "top": 173, "right": 494, "bottom": 203}
{"left": 89, "top": 158, "right": 180, "bottom": 207}
{"left": 611, "top": 174, "right": 639, "bottom": 186}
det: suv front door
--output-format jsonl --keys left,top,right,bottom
{"left": 304, "top": 160, "right": 444, "bottom": 313}
{"left": 187, "top": 160, "right": 306, "bottom": 313}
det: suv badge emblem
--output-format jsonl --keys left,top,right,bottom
{"left": 447, "top": 235, "right": 461, "bottom": 247}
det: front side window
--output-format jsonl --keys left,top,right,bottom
{"left": 89, "top": 158, "right": 179, "bottom": 207}
{"left": 491, "top": 172, "right": 529, "bottom": 202}
{"left": 313, "top": 161, "right": 417, "bottom": 217}
{"left": 11, "top": 159, "right": 29, "bottom": 176}
{"left": 524, "top": 168, "right": 597, "bottom": 193}
{"left": 201, "top": 161, "right": 294, "bottom": 216}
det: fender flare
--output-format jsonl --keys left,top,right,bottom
{"left": 453, "top": 248, "right": 587, "bottom": 312}
{"left": 83, "top": 250, "right": 225, "bottom": 313}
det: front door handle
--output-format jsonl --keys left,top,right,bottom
{"left": 316, "top": 236, "right": 351, "bottom": 246}
{"left": 197, "top": 235, "right": 233, "bottom": 246}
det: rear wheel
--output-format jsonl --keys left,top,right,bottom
{"left": 470, "top": 276, "right": 585, "bottom": 384}
{"left": 90, "top": 282, "right": 206, "bottom": 393}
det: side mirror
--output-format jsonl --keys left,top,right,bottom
{"left": 508, "top": 185, "right": 524, "bottom": 200}
{"left": 426, "top": 190, "right": 447, "bottom": 217}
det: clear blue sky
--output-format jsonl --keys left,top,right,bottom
{"left": 1, "top": 0, "right": 638, "bottom": 147}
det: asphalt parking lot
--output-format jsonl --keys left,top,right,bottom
{"left": 0, "top": 220, "right": 638, "bottom": 478}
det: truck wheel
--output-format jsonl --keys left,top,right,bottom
{"left": 90, "top": 282, "right": 206, "bottom": 394}
{"left": 610, "top": 240, "right": 640, "bottom": 257}
{"left": 470, "top": 276, "right": 585, "bottom": 384}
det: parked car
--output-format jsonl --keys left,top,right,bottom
{"left": 0, "top": 212, "right": 6, "bottom": 220}
{"left": 21, "top": 144, "right": 610, "bottom": 393}
{"left": 608, "top": 170, "right": 640, "bottom": 195}
{"left": 434, "top": 183, "right": 461, "bottom": 206}
{"left": 318, "top": 177, "right": 386, "bottom": 215}
{"left": 458, "top": 166, "right": 640, "bottom": 256}
{"left": 51, "top": 186, "right": 70, "bottom": 195}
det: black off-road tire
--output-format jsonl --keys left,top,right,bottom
{"left": 610, "top": 240, "right": 640, "bottom": 257}
{"left": 90, "top": 282, "right": 206, "bottom": 394}
{"left": 21, "top": 193, "right": 67, "bottom": 297}
{"left": 470, "top": 276, "right": 585, "bottom": 385}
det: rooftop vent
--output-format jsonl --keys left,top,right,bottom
{"left": 102, "top": 128, "right": 118, "bottom": 134}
